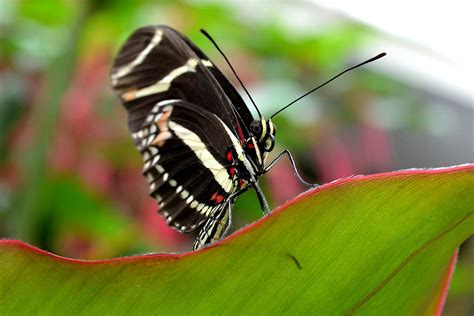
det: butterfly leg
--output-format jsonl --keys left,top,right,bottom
{"left": 193, "top": 206, "right": 230, "bottom": 251}
{"left": 254, "top": 182, "right": 271, "bottom": 215}
{"left": 192, "top": 187, "right": 248, "bottom": 251}
{"left": 263, "top": 149, "right": 318, "bottom": 188}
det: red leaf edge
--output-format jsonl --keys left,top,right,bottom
{"left": 433, "top": 249, "right": 459, "bottom": 316}
{"left": 1, "top": 163, "right": 472, "bottom": 265}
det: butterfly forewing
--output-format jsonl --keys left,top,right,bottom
{"left": 111, "top": 25, "right": 252, "bottom": 140}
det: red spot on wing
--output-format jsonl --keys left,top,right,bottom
{"left": 227, "top": 151, "right": 233, "bottom": 161}
{"left": 210, "top": 192, "right": 224, "bottom": 204}
{"left": 247, "top": 142, "right": 254, "bottom": 149}
{"left": 236, "top": 123, "right": 245, "bottom": 143}
{"left": 229, "top": 167, "right": 236, "bottom": 176}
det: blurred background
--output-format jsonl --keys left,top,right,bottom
{"left": 0, "top": 1, "right": 472, "bottom": 313}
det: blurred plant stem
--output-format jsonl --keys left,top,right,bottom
{"left": 13, "top": 3, "right": 92, "bottom": 243}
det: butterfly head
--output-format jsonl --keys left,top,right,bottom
{"left": 250, "top": 117, "right": 277, "bottom": 154}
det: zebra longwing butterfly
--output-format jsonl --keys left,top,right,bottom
{"left": 110, "top": 25, "right": 385, "bottom": 250}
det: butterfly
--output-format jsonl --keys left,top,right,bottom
{"left": 110, "top": 25, "right": 385, "bottom": 250}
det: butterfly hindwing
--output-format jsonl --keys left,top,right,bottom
{"left": 134, "top": 99, "right": 240, "bottom": 232}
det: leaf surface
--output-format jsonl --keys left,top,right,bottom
{"left": 1, "top": 165, "right": 473, "bottom": 315}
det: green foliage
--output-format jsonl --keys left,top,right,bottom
{"left": 0, "top": 165, "right": 472, "bottom": 314}
{"left": 28, "top": 177, "right": 138, "bottom": 256}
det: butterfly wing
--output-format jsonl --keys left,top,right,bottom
{"left": 133, "top": 99, "right": 241, "bottom": 232}
{"left": 111, "top": 25, "right": 253, "bottom": 143}
{"left": 110, "top": 25, "right": 259, "bottom": 238}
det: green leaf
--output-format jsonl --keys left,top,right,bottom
{"left": 1, "top": 165, "right": 473, "bottom": 314}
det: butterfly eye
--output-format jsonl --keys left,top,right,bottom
{"left": 250, "top": 120, "right": 263, "bottom": 138}
{"left": 264, "top": 135, "right": 275, "bottom": 152}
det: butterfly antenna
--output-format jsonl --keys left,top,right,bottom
{"left": 200, "top": 29, "right": 263, "bottom": 119}
{"left": 270, "top": 52, "right": 387, "bottom": 119}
